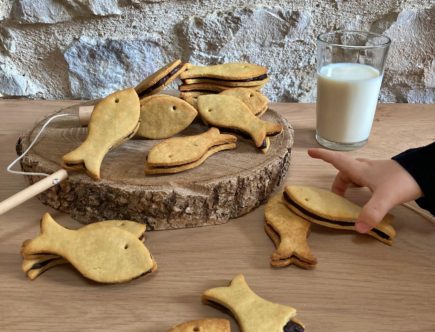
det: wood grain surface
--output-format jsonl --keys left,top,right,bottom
{"left": 16, "top": 103, "right": 293, "bottom": 229}
{"left": 0, "top": 100, "right": 434, "bottom": 332}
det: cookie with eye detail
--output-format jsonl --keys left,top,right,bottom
{"left": 22, "top": 220, "right": 147, "bottom": 280}
{"left": 283, "top": 185, "right": 396, "bottom": 245}
{"left": 197, "top": 94, "right": 282, "bottom": 151}
{"left": 62, "top": 88, "right": 140, "bottom": 180}
{"left": 182, "top": 77, "right": 269, "bottom": 88}
{"left": 22, "top": 213, "right": 156, "bottom": 284}
{"left": 220, "top": 88, "right": 269, "bottom": 116}
{"left": 137, "top": 95, "right": 198, "bottom": 139}
{"left": 145, "top": 127, "right": 237, "bottom": 174}
{"left": 180, "top": 63, "right": 268, "bottom": 82}
{"left": 135, "top": 59, "right": 188, "bottom": 99}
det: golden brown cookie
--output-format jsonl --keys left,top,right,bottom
{"left": 182, "top": 77, "right": 269, "bottom": 87}
{"left": 135, "top": 59, "right": 188, "bottom": 98}
{"left": 62, "top": 88, "right": 140, "bottom": 180}
{"left": 179, "top": 83, "right": 232, "bottom": 93}
{"left": 146, "top": 128, "right": 236, "bottom": 167}
{"left": 180, "top": 63, "right": 267, "bottom": 81}
{"left": 202, "top": 274, "right": 304, "bottom": 332}
{"left": 197, "top": 94, "right": 282, "bottom": 149}
{"left": 283, "top": 185, "right": 396, "bottom": 245}
{"left": 167, "top": 318, "right": 231, "bottom": 332}
{"left": 22, "top": 213, "right": 156, "bottom": 283}
{"left": 220, "top": 88, "right": 269, "bottom": 116}
{"left": 137, "top": 95, "right": 198, "bottom": 139}
{"left": 22, "top": 220, "right": 147, "bottom": 280}
{"left": 145, "top": 135, "right": 236, "bottom": 174}
{"left": 265, "top": 193, "right": 317, "bottom": 269}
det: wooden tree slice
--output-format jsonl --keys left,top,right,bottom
{"left": 17, "top": 102, "right": 294, "bottom": 230}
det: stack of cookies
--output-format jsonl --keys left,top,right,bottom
{"left": 178, "top": 63, "right": 269, "bottom": 100}
{"left": 21, "top": 213, "right": 157, "bottom": 283}
{"left": 71, "top": 59, "right": 282, "bottom": 177}
{"left": 264, "top": 185, "right": 397, "bottom": 269}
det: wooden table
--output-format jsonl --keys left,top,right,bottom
{"left": 0, "top": 101, "right": 434, "bottom": 332}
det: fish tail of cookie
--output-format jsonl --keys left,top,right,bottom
{"left": 264, "top": 121, "right": 283, "bottom": 135}
{"left": 63, "top": 144, "right": 103, "bottom": 180}
{"left": 250, "top": 126, "right": 267, "bottom": 148}
{"left": 202, "top": 274, "right": 251, "bottom": 306}
{"left": 26, "top": 258, "right": 67, "bottom": 280}
{"left": 206, "top": 127, "right": 237, "bottom": 144}
{"left": 22, "top": 213, "right": 70, "bottom": 257}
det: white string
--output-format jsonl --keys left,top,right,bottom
{"left": 7, "top": 113, "right": 75, "bottom": 177}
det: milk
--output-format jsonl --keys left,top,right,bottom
{"left": 316, "top": 63, "right": 383, "bottom": 144}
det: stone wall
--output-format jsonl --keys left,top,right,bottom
{"left": 0, "top": 0, "right": 433, "bottom": 102}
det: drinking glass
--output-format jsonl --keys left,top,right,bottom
{"left": 316, "top": 30, "right": 391, "bottom": 150}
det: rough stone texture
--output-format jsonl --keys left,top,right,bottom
{"left": 11, "top": 0, "right": 122, "bottom": 24}
{"left": 0, "top": 55, "right": 42, "bottom": 96}
{"left": 0, "top": 0, "right": 433, "bottom": 102}
{"left": 0, "top": 0, "right": 13, "bottom": 22}
{"left": 64, "top": 36, "right": 166, "bottom": 99}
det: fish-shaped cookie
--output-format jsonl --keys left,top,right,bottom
{"left": 264, "top": 193, "right": 317, "bottom": 269}
{"left": 22, "top": 213, "right": 156, "bottom": 283}
{"left": 283, "top": 185, "right": 397, "bottom": 245}
{"left": 180, "top": 63, "right": 268, "bottom": 83}
{"left": 220, "top": 88, "right": 269, "bottom": 116}
{"left": 203, "top": 274, "right": 304, "bottom": 332}
{"left": 167, "top": 318, "right": 231, "bottom": 332}
{"left": 135, "top": 59, "right": 188, "bottom": 99}
{"left": 22, "top": 220, "right": 147, "bottom": 280}
{"left": 137, "top": 95, "right": 198, "bottom": 139}
{"left": 145, "top": 127, "right": 237, "bottom": 174}
{"left": 197, "top": 94, "right": 282, "bottom": 151}
{"left": 63, "top": 88, "right": 140, "bottom": 180}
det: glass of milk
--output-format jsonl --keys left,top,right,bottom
{"left": 316, "top": 31, "right": 391, "bottom": 150}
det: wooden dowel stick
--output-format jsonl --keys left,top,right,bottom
{"left": 78, "top": 106, "right": 94, "bottom": 126}
{"left": 0, "top": 169, "right": 69, "bottom": 215}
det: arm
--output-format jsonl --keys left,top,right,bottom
{"left": 392, "top": 142, "right": 435, "bottom": 216}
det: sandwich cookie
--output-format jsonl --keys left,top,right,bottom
{"left": 22, "top": 220, "right": 147, "bottom": 280}
{"left": 180, "top": 63, "right": 268, "bottom": 84}
{"left": 167, "top": 318, "right": 231, "bottom": 332}
{"left": 145, "top": 127, "right": 237, "bottom": 174}
{"left": 203, "top": 274, "right": 305, "bottom": 332}
{"left": 283, "top": 185, "right": 396, "bottom": 245}
{"left": 135, "top": 59, "right": 188, "bottom": 99}
{"left": 265, "top": 193, "right": 317, "bottom": 269}
{"left": 197, "top": 94, "right": 282, "bottom": 153}
{"left": 22, "top": 213, "right": 156, "bottom": 283}
{"left": 220, "top": 88, "right": 269, "bottom": 116}
{"left": 63, "top": 88, "right": 140, "bottom": 180}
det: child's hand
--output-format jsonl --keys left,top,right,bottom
{"left": 308, "top": 148, "right": 423, "bottom": 233}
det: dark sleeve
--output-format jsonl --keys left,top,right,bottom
{"left": 392, "top": 142, "right": 435, "bottom": 215}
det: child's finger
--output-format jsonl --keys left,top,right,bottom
{"left": 331, "top": 171, "right": 353, "bottom": 196}
{"left": 308, "top": 148, "right": 361, "bottom": 176}
{"left": 355, "top": 188, "right": 394, "bottom": 233}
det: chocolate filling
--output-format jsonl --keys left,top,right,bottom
{"left": 259, "top": 138, "right": 268, "bottom": 149}
{"left": 283, "top": 192, "right": 390, "bottom": 241}
{"left": 138, "top": 64, "right": 183, "bottom": 98}
{"left": 283, "top": 320, "right": 304, "bottom": 332}
{"left": 183, "top": 73, "right": 268, "bottom": 83}
{"left": 30, "top": 258, "right": 59, "bottom": 270}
